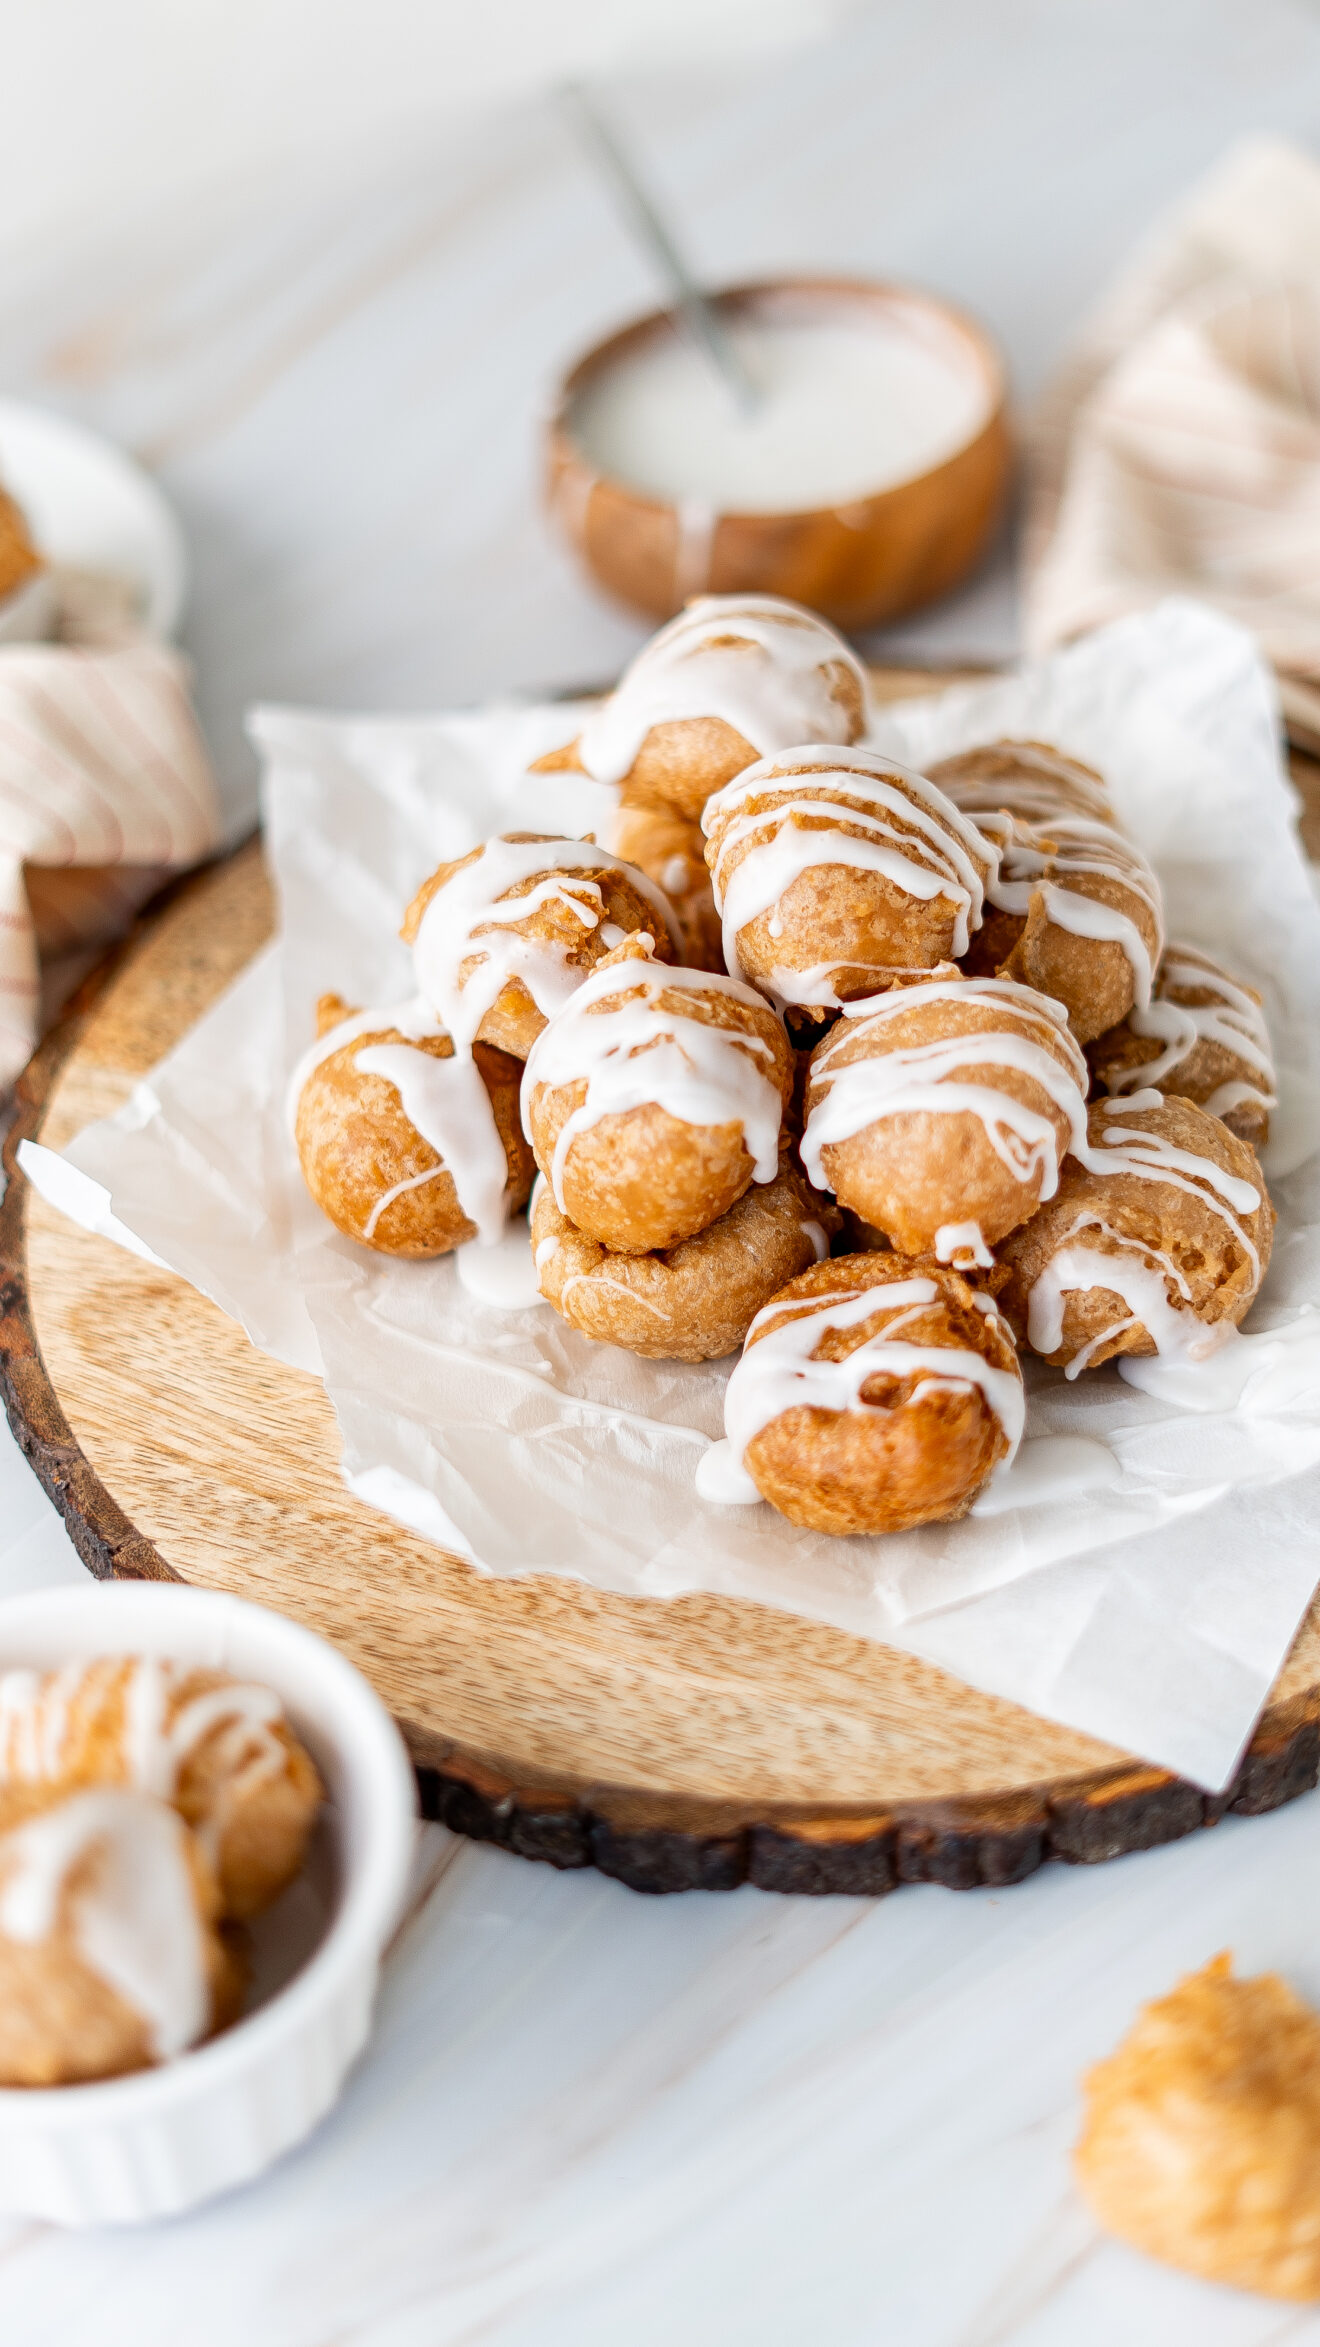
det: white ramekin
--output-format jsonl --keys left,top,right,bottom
{"left": 0, "top": 1581, "right": 418, "bottom": 2226}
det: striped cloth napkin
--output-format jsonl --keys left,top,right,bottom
{"left": 1024, "top": 136, "right": 1320, "bottom": 734}
{"left": 0, "top": 575, "right": 221, "bottom": 1089}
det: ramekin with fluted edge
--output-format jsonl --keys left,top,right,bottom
{"left": 0, "top": 1582, "right": 417, "bottom": 2226}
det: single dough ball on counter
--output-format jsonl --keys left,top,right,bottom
{"left": 531, "top": 1160, "right": 835, "bottom": 1361}
{"left": 0, "top": 1656, "right": 324, "bottom": 1921}
{"left": 293, "top": 994, "right": 533, "bottom": 1257}
{"left": 522, "top": 936, "right": 793, "bottom": 1254}
{"left": 1089, "top": 942, "right": 1276, "bottom": 1148}
{"left": 800, "top": 973, "right": 1090, "bottom": 1264}
{"left": 609, "top": 801, "right": 724, "bottom": 972}
{"left": 402, "top": 833, "right": 678, "bottom": 1059}
{"left": 531, "top": 594, "right": 868, "bottom": 820}
{"left": 720, "top": 1254, "right": 1023, "bottom": 1535}
{"left": 702, "top": 747, "right": 996, "bottom": 1015}
{"left": 0, "top": 1788, "right": 244, "bottom": 2086}
{"left": 1076, "top": 1953, "right": 1320, "bottom": 2302}
{"left": 997, "top": 1091, "right": 1273, "bottom": 1376}
{"left": 929, "top": 738, "right": 1162, "bottom": 1045}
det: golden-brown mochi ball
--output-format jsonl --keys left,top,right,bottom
{"left": 0, "top": 1788, "right": 245, "bottom": 2086}
{"left": 294, "top": 994, "right": 533, "bottom": 1257}
{"left": 402, "top": 832, "right": 678, "bottom": 1060}
{"left": 0, "top": 483, "right": 43, "bottom": 601}
{"left": 727, "top": 1254, "right": 1022, "bottom": 1535}
{"left": 522, "top": 936, "right": 794, "bottom": 1254}
{"left": 927, "top": 738, "right": 1117, "bottom": 830}
{"left": 529, "top": 594, "right": 868, "bottom": 820}
{"left": 1076, "top": 1954, "right": 1320, "bottom": 2302}
{"left": 1089, "top": 942, "right": 1276, "bottom": 1150}
{"left": 997, "top": 1093, "right": 1274, "bottom": 1374}
{"left": 0, "top": 1658, "right": 323, "bottom": 1923}
{"left": 609, "top": 801, "right": 725, "bottom": 972}
{"left": 531, "top": 1158, "right": 837, "bottom": 1362}
{"left": 800, "top": 973, "right": 1089, "bottom": 1265}
{"left": 702, "top": 746, "right": 996, "bottom": 1018}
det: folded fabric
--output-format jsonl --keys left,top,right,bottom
{"left": 1025, "top": 137, "right": 1320, "bottom": 684}
{"left": 0, "top": 625, "right": 220, "bottom": 1086}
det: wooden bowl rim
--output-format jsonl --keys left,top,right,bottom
{"left": 547, "top": 272, "right": 1009, "bottom": 529}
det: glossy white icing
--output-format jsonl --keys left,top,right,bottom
{"left": 800, "top": 977, "right": 1090, "bottom": 1199}
{"left": 288, "top": 996, "right": 512, "bottom": 1248}
{"left": 0, "top": 1658, "right": 286, "bottom": 1817}
{"left": 455, "top": 1217, "right": 545, "bottom": 1309}
{"left": 0, "top": 1789, "right": 210, "bottom": 2061}
{"left": 703, "top": 746, "right": 995, "bottom": 987}
{"left": 935, "top": 1221, "right": 992, "bottom": 1268}
{"left": 935, "top": 741, "right": 1114, "bottom": 829}
{"left": 973, "top": 811, "right": 1163, "bottom": 1011}
{"left": 411, "top": 836, "right": 679, "bottom": 1049}
{"left": 354, "top": 1043, "right": 510, "bottom": 1245}
{"left": 711, "top": 1276, "right": 1024, "bottom": 1501}
{"left": 521, "top": 956, "right": 785, "bottom": 1214}
{"left": 574, "top": 594, "right": 866, "bottom": 787}
{"left": 1101, "top": 944, "right": 1277, "bottom": 1117}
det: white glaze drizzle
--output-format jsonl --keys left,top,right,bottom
{"left": 0, "top": 1658, "right": 287, "bottom": 1832}
{"left": 0, "top": 1789, "right": 210, "bottom": 2060}
{"left": 1023, "top": 1090, "right": 1267, "bottom": 1374}
{"left": 800, "top": 977, "right": 1090, "bottom": 1200}
{"left": 935, "top": 1221, "right": 993, "bottom": 1268}
{"left": 1101, "top": 944, "right": 1277, "bottom": 1114}
{"left": 716, "top": 1277, "right": 1024, "bottom": 1493}
{"left": 703, "top": 746, "right": 995, "bottom": 986}
{"left": 521, "top": 956, "right": 785, "bottom": 1213}
{"left": 288, "top": 996, "right": 512, "bottom": 1248}
{"left": 575, "top": 594, "right": 867, "bottom": 786}
{"left": 354, "top": 1043, "right": 511, "bottom": 1245}
{"left": 934, "top": 742, "right": 1114, "bottom": 829}
{"left": 411, "top": 836, "right": 679, "bottom": 1051}
{"left": 971, "top": 810, "right": 1163, "bottom": 1011}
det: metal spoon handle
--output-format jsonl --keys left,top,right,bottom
{"left": 559, "top": 81, "right": 759, "bottom": 414}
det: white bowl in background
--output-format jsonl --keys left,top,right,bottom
{"left": 0, "top": 1581, "right": 417, "bottom": 2226}
{"left": 0, "top": 399, "right": 187, "bottom": 639}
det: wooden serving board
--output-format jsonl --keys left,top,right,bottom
{"left": 4, "top": 677, "right": 1320, "bottom": 1898}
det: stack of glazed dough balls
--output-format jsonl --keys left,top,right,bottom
{"left": 292, "top": 593, "right": 1278, "bottom": 1540}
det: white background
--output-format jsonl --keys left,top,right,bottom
{"left": 7, "top": 3, "right": 1320, "bottom": 2337}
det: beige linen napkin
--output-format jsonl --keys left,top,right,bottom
{"left": 0, "top": 577, "right": 220, "bottom": 1085}
{"left": 1025, "top": 136, "right": 1320, "bottom": 723}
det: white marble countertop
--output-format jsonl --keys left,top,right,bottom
{"left": 7, "top": 2, "right": 1320, "bottom": 2336}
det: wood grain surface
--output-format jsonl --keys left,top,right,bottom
{"left": 4, "top": 684, "right": 1320, "bottom": 1896}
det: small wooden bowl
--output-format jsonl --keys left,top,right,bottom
{"left": 545, "top": 275, "right": 1010, "bottom": 632}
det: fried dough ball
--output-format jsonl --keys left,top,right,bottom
{"left": 0, "top": 1788, "right": 244, "bottom": 2085}
{"left": 927, "top": 738, "right": 1116, "bottom": 829}
{"left": 1076, "top": 1954, "right": 1320, "bottom": 2302}
{"left": 800, "top": 973, "right": 1090, "bottom": 1264}
{"left": 609, "top": 801, "right": 724, "bottom": 972}
{"left": 702, "top": 748, "right": 996, "bottom": 1016}
{"left": 1089, "top": 942, "right": 1276, "bottom": 1149}
{"left": 531, "top": 1159, "right": 835, "bottom": 1361}
{"left": 723, "top": 1254, "right": 1023, "bottom": 1535}
{"left": 0, "top": 1656, "right": 324, "bottom": 1921}
{"left": 927, "top": 739, "right": 1161, "bottom": 1045}
{"left": 522, "top": 936, "right": 793, "bottom": 1254}
{"left": 997, "top": 1092, "right": 1274, "bottom": 1375}
{"left": 0, "top": 483, "right": 43, "bottom": 602}
{"left": 530, "top": 594, "right": 868, "bottom": 820}
{"left": 402, "top": 832, "right": 677, "bottom": 1059}
{"left": 293, "top": 995, "right": 533, "bottom": 1258}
